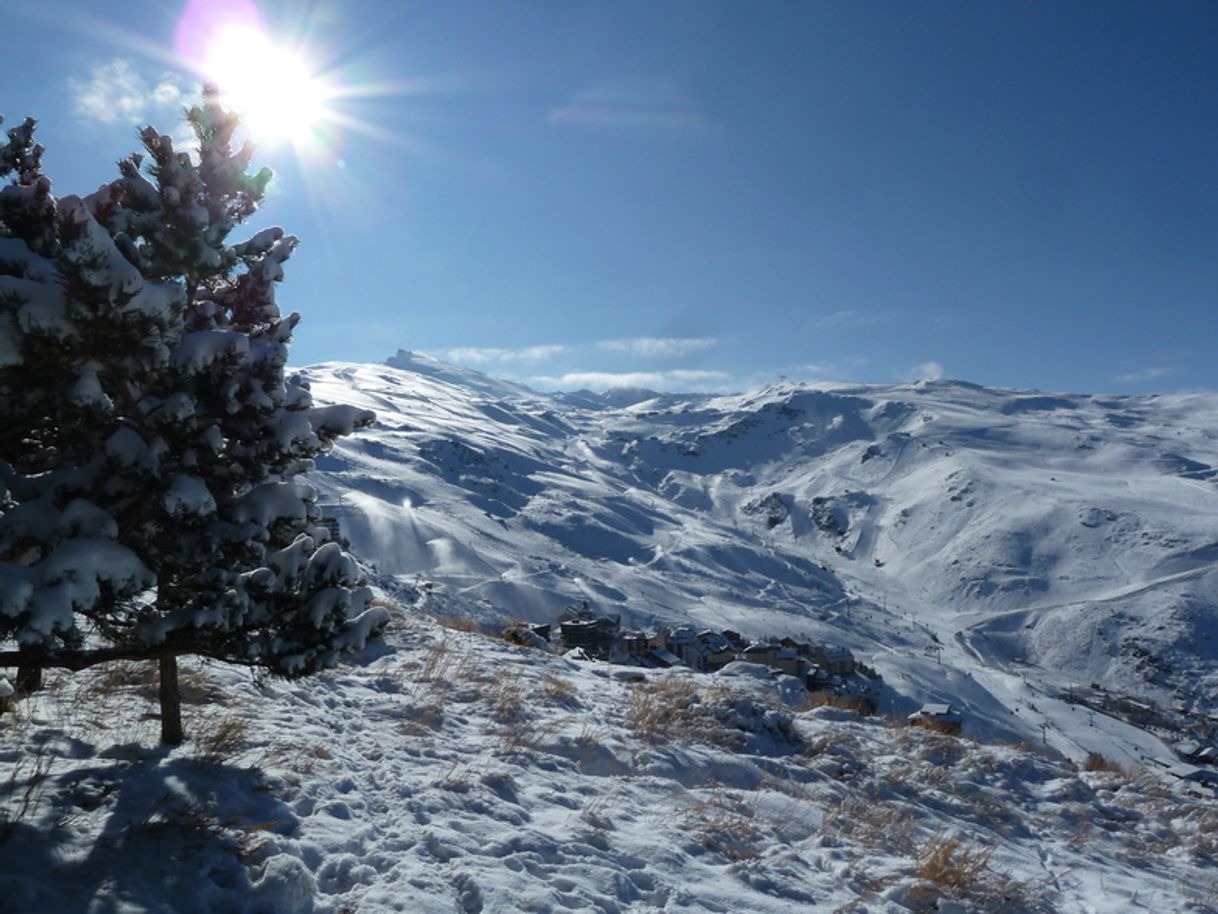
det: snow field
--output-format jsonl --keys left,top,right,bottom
{"left": 4, "top": 611, "right": 1218, "bottom": 913}
{"left": 305, "top": 360, "right": 1218, "bottom": 761}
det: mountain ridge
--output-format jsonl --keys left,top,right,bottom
{"left": 304, "top": 355, "right": 1218, "bottom": 757}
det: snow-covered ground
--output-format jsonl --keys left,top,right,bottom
{"left": 306, "top": 355, "right": 1218, "bottom": 760}
{"left": 5, "top": 614, "right": 1218, "bottom": 913}
{"left": 5, "top": 354, "right": 1218, "bottom": 912}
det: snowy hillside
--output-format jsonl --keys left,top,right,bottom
{"left": 304, "top": 355, "right": 1218, "bottom": 764}
{"left": 6, "top": 616, "right": 1218, "bottom": 913}
{"left": 7, "top": 355, "right": 1218, "bottom": 914}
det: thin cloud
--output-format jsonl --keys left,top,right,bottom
{"left": 69, "top": 58, "right": 185, "bottom": 126}
{"left": 596, "top": 337, "right": 718, "bottom": 358}
{"left": 905, "top": 361, "right": 945, "bottom": 382}
{"left": 816, "top": 309, "right": 897, "bottom": 329}
{"left": 1113, "top": 366, "right": 1174, "bottom": 384}
{"left": 530, "top": 369, "right": 732, "bottom": 393}
{"left": 550, "top": 79, "right": 714, "bottom": 133}
{"left": 436, "top": 337, "right": 716, "bottom": 367}
{"left": 434, "top": 344, "right": 569, "bottom": 365}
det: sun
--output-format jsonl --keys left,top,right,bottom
{"left": 200, "top": 23, "right": 330, "bottom": 150}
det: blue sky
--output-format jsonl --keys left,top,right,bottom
{"left": 7, "top": 1, "right": 1217, "bottom": 393}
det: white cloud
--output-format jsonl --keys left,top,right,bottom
{"left": 816, "top": 309, "right": 893, "bottom": 328}
{"left": 435, "top": 337, "right": 716, "bottom": 368}
{"left": 435, "top": 344, "right": 569, "bottom": 365}
{"left": 596, "top": 337, "right": 718, "bottom": 357}
{"left": 433, "top": 338, "right": 731, "bottom": 392}
{"left": 529, "top": 369, "right": 732, "bottom": 393}
{"left": 153, "top": 81, "right": 183, "bottom": 106}
{"left": 1113, "top": 366, "right": 1174, "bottom": 384}
{"left": 905, "top": 361, "right": 945, "bottom": 382}
{"left": 69, "top": 59, "right": 185, "bottom": 126}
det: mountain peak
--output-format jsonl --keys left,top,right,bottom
{"left": 384, "top": 349, "right": 539, "bottom": 400}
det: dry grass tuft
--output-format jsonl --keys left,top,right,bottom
{"left": 627, "top": 675, "right": 700, "bottom": 739}
{"left": 681, "top": 789, "right": 762, "bottom": 862}
{"left": 625, "top": 675, "right": 740, "bottom": 747}
{"left": 191, "top": 713, "right": 251, "bottom": 761}
{"left": 915, "top": 830, "right": 995, "bottom": 893}
{"left": 1081, "top": 751, "right": 1124, "bottom": 774}
{"left": 436, "top": 615, "right": 478, "bottom": 633}
{"left": 418, "top": 640, "right": 453, "bottom": 683}
{"left": 94, "top": 660, "right": 157, "bottom": 692}
{"left": 489, "top": 672, "right": 528, "bottom": 723}
{"left": 536, "top": 672, "right": 580, "bottom": 708}
{"left": 498, "top": 619, "right": 546, "bottom": 646}
{"left": 0, "top": 744, "right": 52, "bottom": 846}
{"left": 177, "top": 664, "right": 233, "bottom": 706}
{"left": 400, "top": 701, "right": 446, "bottom": 735}
{"left": 823, "top": 795, "right": 917, "bottom": 856}
{"left": 410, "top": 634, "right": 479, "bottom": 689}
{"left": 497, "top": 713, "right": 571, "bottom": 754}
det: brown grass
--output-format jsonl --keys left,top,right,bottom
{"left": 536, "top": 672, "right": 580, "bottom": 708}
{"left": 500, "top": 620, "right": 549, "bottom": 650}
{"left": 625, "top": 675, "right": 739, "bottom": 747}
{"left": 191, "top": 713, "right": 251, "bottom": 761}
{"left": 681, "top": 789, "right": 762, "bottom": 861}
{"left": 436, "top": 615, "right": 478, "bottom": 633}
{"left": 94, "top": 660, "right": 157, "bottom": 692}
{"left": 822, "top": 795, "right": 916, "bottom": 856}
{"left": 489, "top": 672, "right": 528, "bottom": 723}
{"left": 915, "top": 830, "right": 995, "bottom": 893}
{"left": 1081, "top": 751, "right": 1124, "bottom": 774}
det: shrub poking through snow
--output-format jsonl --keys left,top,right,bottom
{"left": 1081, "top": 751, "right": 1124, "bottom": 774}
{"left": 0, "top": 93, "right": 386, "bottom": 743}
{"left": 914, "top": 830, "right": 995, "bottom": 892}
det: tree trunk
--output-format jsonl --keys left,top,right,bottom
{"left": 14, "top": 665, "right": 42, "bottom": 695}
{"left": 159, "top": 654, "right": 184, "bottom": 745}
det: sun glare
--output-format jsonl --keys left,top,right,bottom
{"left": 201, "top": 24, "right": 329, "bottom": 150}
{"left": 173, "top": 0, "right": 419, "bottom": 195}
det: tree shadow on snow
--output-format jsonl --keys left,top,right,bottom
{"left": 0, "top": 744, "right": 300, "bottom": 913}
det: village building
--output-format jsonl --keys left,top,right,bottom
{"left": 806, "top": 667, "right": 833, "bottom": 691}
{"left": 813, "top": 644, "right": 856, "bottom": 676}
{"left": 622, "top": 630, "right": 652, "bottom": 658}
{"left": 666, "top": 627, "right": 709, "bottom": 671}
{"left": 721, "top": 630, "right": 748, "bottom": 653}
{"left": 779, "top": 637, "right": 814, "bottom": 658}
{"left": 773, "top": 646, "right": 804, "bottom": 678}
{"left": 697, "top": 631, "right": 737, "bottom": 672}
{"left": 1167, "top": 763, "right": 1218, "bottom": 791}
{"left": 648, "top": 647, "right": 682, "bottom": 668}
{"left": 742, "top": 641, "right": 782, "bottom": 669}
{"left": 908, "top": 703, "right": 963, "bottom": 735}
{"left": 559, "top": 614, "right": 621, "bottom": 658}
{"left": 1175, "top": 740, "right": 1218, "bottom": 766}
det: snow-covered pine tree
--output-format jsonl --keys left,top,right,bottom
{"left": 0, "top": 90, "right": 388, "bottom": 744}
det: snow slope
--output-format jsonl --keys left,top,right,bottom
{"left": 6, "top": 357, "right": 1218, "bottom": 913}
{"left": 304, "top": 360, "right": 1218, "bottom": 754}
{"left": 5, "top": 617, "right": 1218, "bottom": 914}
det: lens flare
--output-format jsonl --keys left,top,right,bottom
{"left": 175, "top": 0, "right": 332, "bottom": 153}
{"left": 202, "top": 24, "right": 328, "bottom": 148}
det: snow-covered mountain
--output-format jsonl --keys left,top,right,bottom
{"left": 10, "top": 353, "right": 1218, "bottom": 914}
{"left": 304, "top": 355, "right": 1218, "bottom": 766}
